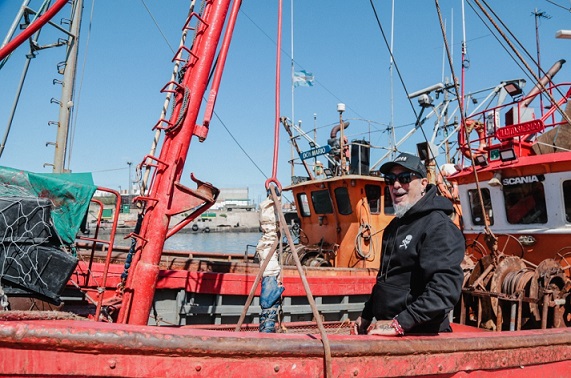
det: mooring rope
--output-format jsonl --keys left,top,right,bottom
{"left": 269, "top": 187, "right": 332, "bottom": 377}
{"left": 247, "top": 1, "right": 331, "bottom": 374}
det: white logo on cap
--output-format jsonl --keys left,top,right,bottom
{"left": 395, "top": 156, "right": 407, "bottom": 162}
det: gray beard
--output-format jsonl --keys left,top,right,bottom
{"left": 394, "top": 202, "right": 414, "bottom": 218}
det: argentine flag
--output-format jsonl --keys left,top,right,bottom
{"left": 293, "top": 70, "right": 314, "bottom": 87}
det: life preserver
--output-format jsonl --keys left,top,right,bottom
{"left": 436, "top": 173, "right": 459, "bottom": 201}
{"left": 459, "top": 119, "right": 487, "bottom": 159}
{"left": 191, "top": 224, "right": 199, "bottom": 231}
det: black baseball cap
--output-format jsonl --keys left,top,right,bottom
{"left": 379, "top": 152, "right": 427, "bottom": 178}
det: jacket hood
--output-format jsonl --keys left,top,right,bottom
{"left": 402, "top": 184, "right": 453, "bottom": 219}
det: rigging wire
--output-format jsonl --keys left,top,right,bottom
{"left": 466, "top": 0, "right": 567, "bottom": 103}
{"left": 483, "top": 1, "right": 542, "bottom": 63}
{"left": 477, "top": 0, "right": 568, "bottom": 100}
{"left": 368, "top": 0, "right": 418, "bottom": 121}
{"left": 140, "top": 0, "right": 176, "bottom": 55}
{"left": 0, "top": 0, "right": 51, "bottom": 159}
{"left": 465, "top": 2, "right": 529, "bottom": 76}
{"left": 544, "top": 0, "right": 571, "bottom": 12}
{"left": 68, "top": 0, "right": 96, "bottom": 170}
{"left": 133, "top": 1, "right": 293, "bottom": 202}
{"left": 212, "top": 111, "right": 268, "bottom": 179}
{"left": 435, "top": 0, "right": 497, "bottom": 248}
{"left": 472, "top": 0, "right": 571, "bottom": 124}
{"left": 369, "top": 0, "right": 437, "bottom": 158}
{"left": 0, "top": 0, "right": 50, "bottom": 69}
{"left": 131, "top": 3, "right": 397, "bottom": 190}
{"left": 73, "top": 0, "right": 181, "bottom": 171}
{"left": 239, "top": 9, "right": 367, "bottom": 120}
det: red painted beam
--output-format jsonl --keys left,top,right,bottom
{"left": 74, "top": 261, "right": 376, "bottom": 296}
{"left": 0, "top": 0, "right": 69, "bottom": 61}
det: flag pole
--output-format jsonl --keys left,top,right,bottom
{"left": 290, "top": 0, "right": 295, "bottom": 180}
{"left": 389, "top": 0, "right": 396, "bottom": 155}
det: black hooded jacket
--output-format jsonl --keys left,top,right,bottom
{"left": 361, "top": 184, "right": 465, "bottom": 333}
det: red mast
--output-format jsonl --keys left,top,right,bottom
{"left": 118, "top": 0, "right": 240, "bottom": 325}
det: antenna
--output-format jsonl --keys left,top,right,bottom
{"left": 532, "top": 8, "right": 551, "bottom": 72}
{"left": 532, "top": 8, "right": 551, "bottom": 114}
{"left": 389, "top": 0, "right": 396, "bottom": 156}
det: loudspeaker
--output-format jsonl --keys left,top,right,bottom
{"left": 350, "top": 140, "right": 370, "bottom": 175}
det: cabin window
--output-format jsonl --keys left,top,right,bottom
{"left": 296, "top": 193, "right": 311, "bottom": 217}
{"left": 565, "top": 180, "right": 571, "bottom": 223}
{"left": 503, "top": 179, "right": 547, "bottom": 224}
{"left": 334, "top": 187, "right": 352, "bottom": 215}
{"left": 468, "top": 188, "right": 494, "bottom": 226}
{"left": 383, "top": 186, "right": 395, "bottom": 215}
{"left": 311, "top": 189, "right": 334, "bottom": 214}
{"left": 365, "top": 184, "right": 381, "bottom": 214}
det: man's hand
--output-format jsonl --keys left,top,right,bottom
{"left": 353, "top": 316, "right": 371, "bottom": 335}
{"left": 367, "top": 320, "right": 399, "bottom": 336}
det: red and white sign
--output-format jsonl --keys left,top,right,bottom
{"left": 496, "top": 119, "right": 544, "bottom": 140}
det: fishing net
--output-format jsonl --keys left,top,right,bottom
{"left": 0, "top": 166, "right": 96, "bottom": 303}
{"left": 0, "top": 166, "right": 96, "bottom": 244}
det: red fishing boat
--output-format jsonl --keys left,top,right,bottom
{"left": 1, "top": 1, "right": 571, "bottom": 377}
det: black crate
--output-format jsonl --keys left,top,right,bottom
{"left": 0, "top": 244, "right": 78, "bottom": 303}
{"left": 0, "top": 197, "right": 54, "bottom": 244}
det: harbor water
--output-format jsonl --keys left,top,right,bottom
{"left": 114, "top": 231, "right": 262, "bottom": 255}
{"left": 165, "top": 231, "right": 262, "bottom": 254}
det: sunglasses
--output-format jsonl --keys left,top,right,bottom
{"left": 384, "top": 172, "right": 420, "bottom": 185}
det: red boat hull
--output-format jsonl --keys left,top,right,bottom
{"left": 0, "top": 320, "right": 570, "bottom": 377}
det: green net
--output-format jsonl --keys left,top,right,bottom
{"left": 0, "top": 166, "right": 97, "bottom": 244}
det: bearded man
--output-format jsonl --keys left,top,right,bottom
{"left": 354, "top": 152, "right": 465, "bottom": 335}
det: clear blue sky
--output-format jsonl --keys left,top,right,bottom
{"left": 1, "top": 0, "right": 570, "bottom": 204}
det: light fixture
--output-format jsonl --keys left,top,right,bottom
{"left": 474, "top": 154, "right": 488, "bottom": 167}
{"left": 417, "top": 141, "right": 438, "bottom": 161}
{"left": 488, "top": 171, "right": 502, "bottom": 187}
{"left": 499, "top": 148, "right": 517, "bottom": 162}
{"left": 503, "top": 82, "right": 523, "bottom": 99}
{"left": 556, "top": 30, "right": 571, "bottom": 39}
{"left": 417, "top": 93, "right": 434, "bottom": 108}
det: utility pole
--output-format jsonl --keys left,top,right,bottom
{"left": 53, "top": 0, "right": 83, "bottom": 173}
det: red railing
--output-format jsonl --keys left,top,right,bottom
{"left": 460, "top": 82, "right": 571, "bottom": 161}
